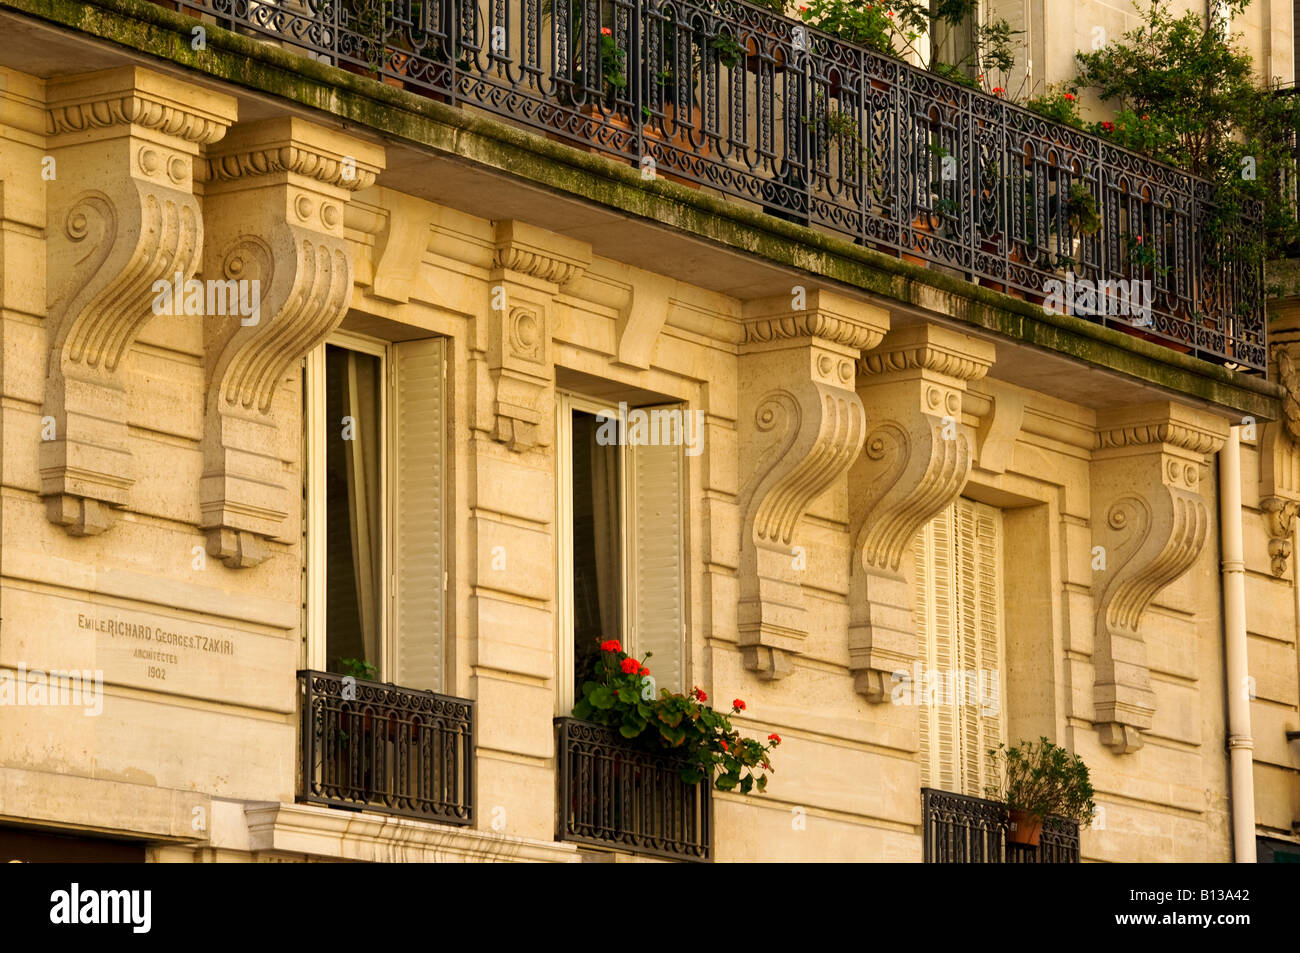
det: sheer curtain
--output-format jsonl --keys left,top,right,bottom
{"left": 588, "top": 414, "right": 621, "bottom": 644}
{"left": 344, "top": 351, "right": 382, "bottom": 668}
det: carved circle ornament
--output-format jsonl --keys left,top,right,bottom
{"left": 509, "top": 308, "right": 542, "bottom": 361}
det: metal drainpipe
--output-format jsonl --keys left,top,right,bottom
{"left": 1219, "top": 426, "right": 1256, "bottom": 862}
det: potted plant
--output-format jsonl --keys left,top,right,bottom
{"left": 572, "top": 639, "right": 781, "bottom": 793}
{"left": 986, "top": 737, "right": 1095, "bottom": 847}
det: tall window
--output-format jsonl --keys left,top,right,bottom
{"left": 556, "top": 394, "right": 687, "bottom": 709}
{"left": 913, "top": 497, "right": 1006, "bottom": 796}
{"left": 304, "top": 333, "right": 446, "bottom": 690}
{"left": 930, "top": 0, "right": 978, "bottom": 78}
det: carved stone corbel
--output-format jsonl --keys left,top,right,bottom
{"left": 486, "top": 220, "right": 591, "bottom": 451}
{"left": 1091, "top": 403, "right": 1228, "bottom": 753}
{"left": 41, "top": 67, "right": 238, "bottom": 535}
{"left": 1259, "top": 327, "right": 1300, "bottom": 577}
{"left": 736, "top": 291, "right": 889, "bottom": 679}
{"left": 199, "top": 118, "right": 384, "bottom": 566}
{"left": 847, "top": 325, "right": 996, "bottom": 700}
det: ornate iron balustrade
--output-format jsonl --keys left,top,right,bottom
{"left": 555, "top": 716, "right": 711, "bottom": 861}
{"left": 922, "top": 787, "right": 1080, "bottom": 863}
{"left": 164, "top": 0, "right": 1264, "bottom": 370}
{"left": 298, "top": 670, "right": 475, "bottom": 824}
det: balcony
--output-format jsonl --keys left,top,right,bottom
{"left": 922, "top": 788, "right": 1080, "bottom": 863}
{"left": 297, "top": 670, "right": 475, "bottom": 824}
{"left": 555, "top": 717, "right": 711, "bottom": 861}
{"left": 159, "top": 0, "right": 1265, "bottom": 372}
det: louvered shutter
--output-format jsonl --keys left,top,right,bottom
{"left": 914, "top": 521, "right": 933, "bottom": 789}
{"left": 915, "top": 506, "right": 958, "bottom": 793}
{"left": 393, "top": 337, "right": 445, "bottom": 692}
{"left": 916, "top": 499, "right": 1004, "bottom": 796}
{"left": 628, "top": 415, "right": 685, "bottom": 695}
{"left": 954, "top": 498, "right": 1006, "bottom": 797}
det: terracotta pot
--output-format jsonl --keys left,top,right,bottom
{"left": 903, "top": 214, "right": 933, "bottom": 267}
{"left": 578, "top": 104, "right": 636, "bottom": 159}
{"left": 644, "top": 103, "right": 711, "bottom": 188}
{"left": 745, "top": 31, "right": 787, "bottom": 74}
{"left": 1006, "top": 808, "right": 1044, "bottom": 847}
{"left": 978, "top": 239, "right": 1006, "bottom": 293}
{"left": 1114, "top": 322, "right": 1192, "bottom": 353}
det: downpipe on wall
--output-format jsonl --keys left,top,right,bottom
{"left": 1219, "top": 425, "right": 1256, "bottom": 862}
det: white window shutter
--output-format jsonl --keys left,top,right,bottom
{"left": 916, "top": 500, "right": 1004, "bottom": 796}
{"left": 914, "top": 521, "right": 933, "bottom": 790}
{"left": 628, "top": 418, "right": 685, "bottom": 695}
{"left": 953, "top": 498, "right": 1006, "bottom": 797}
{"left": 392, "top": 337, "right": 445, "bottom": 692}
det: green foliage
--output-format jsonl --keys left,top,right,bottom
{"left": 1074, "top": 0, "right": 1300, "bottom": 263}
{"left": 1066, "top": 181, "right": 1101, "bottom": 236}
{"left": 337, "top": 657, "right": 378, "bottom": 680}
{"left": 986, "top": 737, "right": 1096, "bottom": 825}
{"left": 1026, "top": 85, "right": 1084, "bottom": 129}
{"left": 573, "top": 639, "right": 780, "bottom": 793}
{"left": 798, "top": 0, "right": 1019, "bottom": 95}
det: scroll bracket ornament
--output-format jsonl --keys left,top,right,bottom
{"left": 735, "top": 292, "right": 888, "bottom": 680}
{"left": 1260, "top": 337, "right": 1300, "bottom": 577}
{"left": 199, "top": 118, "right": 384, "bottom": 567}
{"left": 1091, "top": 403, "right": 1227, "bottom": 754}
{"left": 846, "top": 325, "right": 996, "bottom": 701}
{"left": 40, "top": 67, "right": 237, "bottom": 536}
{"left": 482, "top": 221, "right": 591, "bottom": 452}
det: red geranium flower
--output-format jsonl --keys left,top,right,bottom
{"left": 733, "top": 699, "right": 746, "bottom": 711}
{"left": 638, "top": 667, "right": 650, "bottom": 676}
{"left": 992, "top": 87, "right": 1004, "bottom": 96}
{"left": 620, "top": 658, "right": 640, "bottom": 674}
{"left": 600, "top": 26, "right": 612, "bottom": 36}
{"left": 600, "top": 639, "right": 621, "bottom": 653}
{"left": 1101, "top": 121, "right": 1115, "bottom": 133}
{"left": 1064, "top": 93, "right": 1075, "bottom": 101}
{"left": 720, "top": 739, "right": 729, "bottom": 752}
{"left": 693, "top": 687, "right": 707, "bottom": 702}
{"left": 768, "top": 733, "right": 781, "bottom": 744}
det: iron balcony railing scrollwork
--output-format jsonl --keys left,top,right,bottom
{"left": 922, "top": 787, "right": 1080, "bottom": 863}
{"left": 164, "top": 0, "right": 1265, "bottom": 371}
{"left": 298, "top": 669, "right": 475, "bottom": 824}
{"left": 556, "top": 716, "right": 711, "bottom": 861}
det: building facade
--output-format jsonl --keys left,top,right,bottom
{"left": 0, "top": 0, "right": 1297, "bottom": 862}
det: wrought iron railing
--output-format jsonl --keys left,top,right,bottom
{"left": 298, "top": 669, "right": 475, "bottom": 824}
{"left": 161, "top": 0, "right": 1264, "bottom": 370}
{"left": 555, "top": 716, "right": 711, "bottom": 861}
{"left": 922, "top": 788, "right": 1080, "bottom": 863}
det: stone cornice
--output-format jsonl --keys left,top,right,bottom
{"left": 45, "top": 66, "right": 233, "bottom": 148}
{"left": 1094, "top": 404, "right": 1228, "bottom": 457}
{"left": 858, "top": 325, "right": 996, "bottom": 382}
{"left": 203, "top": 117, "right": 383, "bottom": 193}
{"left": 740, "top": 290, "right": 888, "bottom": 352}
{"left": 492, "top": 219, "right": 591, "bottom": 286}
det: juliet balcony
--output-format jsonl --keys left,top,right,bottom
{"left": 297, "top": 670, "right": 476, "bottom": 824}
{"left": 555, "top": 717, "right": 712, "bottom": 861}
{"left": 922, "top": 788, "right": 1081, "bottom": 864}
{"left": 160, "top": 0, "right": 1266, "bottom": 373}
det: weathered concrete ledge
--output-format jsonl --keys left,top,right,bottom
{"left": 1, "top": 0, "right": 1283, "bottom": 419}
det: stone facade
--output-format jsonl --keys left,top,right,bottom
{"left": 0, "top": 1, "right": 1296, "bottom": 863}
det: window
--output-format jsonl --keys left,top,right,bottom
{"left": 929, "top": 0, "right": 978, "bottom": 78}
{"left": 304, "top": 332, "right": 446, "bottom": 690}
{"left": 913, "top": 497, "right": 1006, "bottom": 796}
{"left": 555, "top": 393, "right": 687, "bottom": 710}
